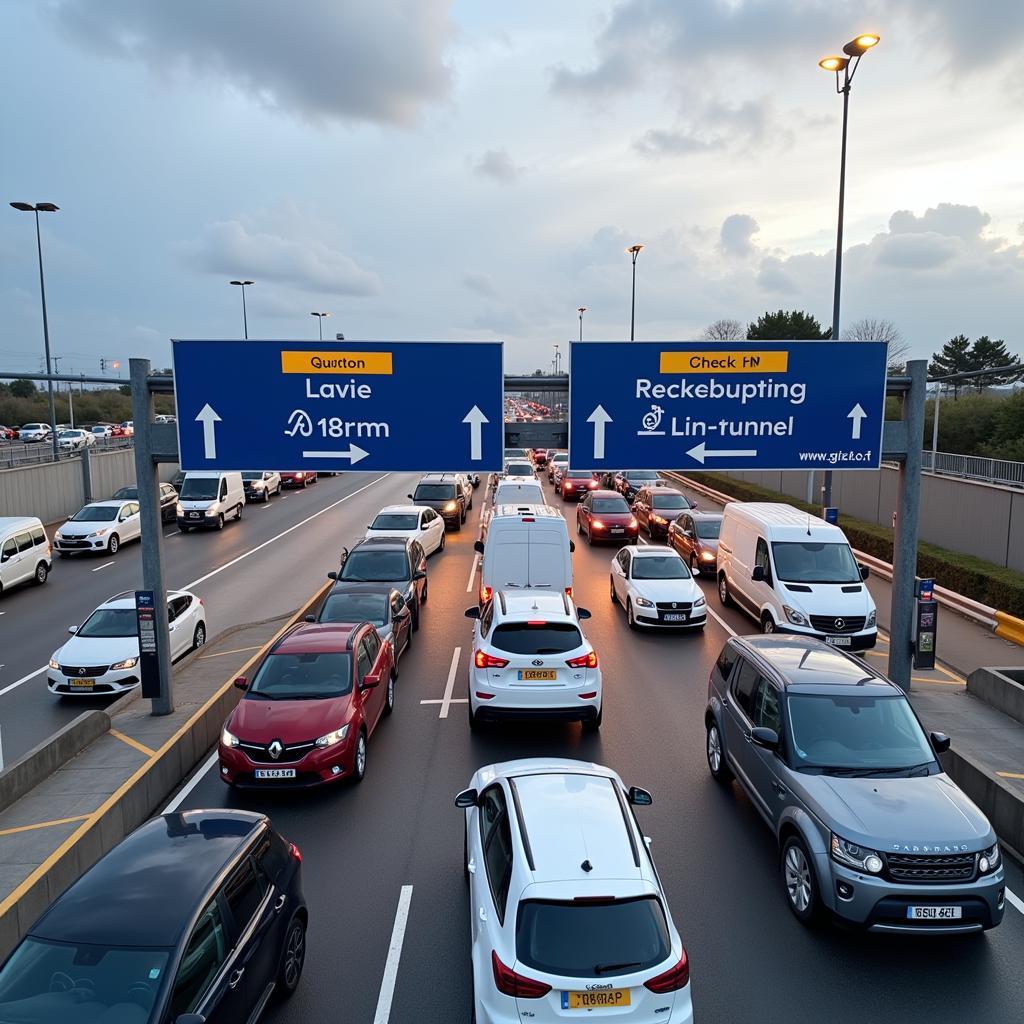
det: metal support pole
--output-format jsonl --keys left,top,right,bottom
{"left": 130, "top": 358, "right": 175, "bottom": 715}
{"left": 81, "top": 446, "right": 93, "bottom": 503}
{"left": 929, "top": 383, "right": 941, "bottom": 472}
{"left": 888, "top": 359, "right": 926, "bottom": 692}
{"left": 241, "top": 286, "right": 249, "bottom": 340}
{"left": 630, "top": 258, "right": 637, "bottom": 341}
{"left": 31, "top": 210, "right": 59, "bottom": 460}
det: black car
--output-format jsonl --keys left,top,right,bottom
{"left": 331, "top": 537, "right": 428, "bottom": 630}
{"left": 615, "top": 470, "right": 661, "bottom": 501}
{"left": 112, "top": 482, "right": 179, "bottom": 524}
{"left": 0, "top": 809, "right": 306, "bottom": 1024}
{"left": 631, "top": 486, "right": 695, "bottom": 539}
{"left": 408, "top": 474, "right": 466, "bottom": 530}
{"left": 310, "top": 583, "right": 413, "bottom": 669}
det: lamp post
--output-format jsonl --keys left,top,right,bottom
{"left": 577, "top": 306, "right": 586, "bottom": 343}
{"left": 310, "top": 311, "right": 331, "bottom": 341}
{"left": 818, "top": 32, "right": 879, "bottom": 510}
{"left": 229, "top": 280, "right": 253, "bottom": 339}
{"left": 10, "top": 201, "right": 60, "bottom": 459}
{"left": 625, "top": 244, "right": 643, "bottom": 341}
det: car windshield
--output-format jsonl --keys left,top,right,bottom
{"left": 77, "top": 607, "right": 138, "bottom": 638}
{"left": 58, "top": 431, "right": 79, "bottom": 440}
{"left": 414, "top": 485, "right": 455, "bottom": 500}
{"left": 249, "top": 652, "right": 353, "bottom": 699}
{"left": 504, "top": 449, "right": 527, "bottom": 459}
{"left": 319, "top": 592, "right": 388, "bottom": 626}
{"left": 340, "top": 550, "right": 410, "bottom": 582}
{"left": 23, "top": 424, "right": 46, "bottom": 431}
{"left": 516, "top": 897, "right": 670, "bottom": 979}
{"left": 771, "top": 541, "right": 860, "bottom": 584}
{"left": 91, "top": 427, "right": 107, "bottom": 434}
{"left": 241, "top": 472, "right": 264, "bottom": 481}
{"left": 0, "top": 936, "right": 170, "bottom": 1022}
{"left": 370, "top": 513, "right": 419, "bottom": 530}
{"left": 490, "top": 622, "right": 583, "bottom": 655}
{"left": 632, "top": 555, "right": 689, "bottom": 580}
{"left": 111, "top": 487, "right": 138, "bottom": 499}
{"left": 626, "top": 472, "right": 658, "bottom": 482}
{"left": 653, "top": 492, "right": 688, "bottom": 510}
{"left": 695, "top": 518, "right": 722, "bottom": 539}
{"left": 787, "top": 693, "right": 936, "bottom": 772}
{"left": 71, "top": 506, "right": 118, "bottom": 522}
{"left": 179, "top": 478, "right": 220, "bottom": 500}
{"left": 593, "top": 497, "right": 630, "bottom": 513}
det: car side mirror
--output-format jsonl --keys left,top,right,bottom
{"left": 67, "top": 625, "right": 78, "bottom": 635}
{"left": 464, "top": 607, "right": 481, "bottom": 619}
{"left": 751, "top": 565, "right": 766, "bottom": 583}
{"left": 413, "top": 570, "right": 427, "bottom": 581}
{"left": 750, "top": 727, "right": 779, "bottom": 751}
{"left": 361, "top": 672, "right": 381, "bottom": 689}
{"left": 327, "top": 571, "right": 338, "bottom": 581}
{"left": 930, "top": 731, "right": 950, "bottom": 754}
{"left": 576, "top": 608, "right": 592, "bottom": 620}
{"left": 627, "top": 786, "right": 653, "bottom": 806}
{"left": 473, "top": 540, "right": 485, "bottom": 554}
{"left": 859, "top": 563, "right": 870, "bottom": 580}
{"left": 684, "top": 530, "right": 694, "bottom": 539}
{"left": 233, "top": 677, "right": 248, "bottom": 691}
{"left": 407, "top": 494, "right": 415, "bottom": 501}
{"left": 455, "top": 788, "right": 479, "bottom": 808}
{"left": 304, "top": 614, "right": 316, "bottom": 623}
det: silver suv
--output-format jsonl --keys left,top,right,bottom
{"left": 705, "top": 635, "right": 1005, "bottom": 934}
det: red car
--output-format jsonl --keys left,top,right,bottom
{"left": 0, "top": 425, "right": 17, "bottom": 440}
{"left": 281, "top": 470, "right": 318, "bottom": 488}
{"left": 576, "top": 489, "right": 639, "bottom": 544}
{"left": 218, "top": 620, "right": 395, "bottom": 788}
{"left": 559, "top": 469, "right": 599, "bottom": 501}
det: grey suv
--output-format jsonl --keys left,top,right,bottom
{"left": 705, "top": 635, "right": 1004, "bottom": 933}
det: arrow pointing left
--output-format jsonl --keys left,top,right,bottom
{"left": 195, "top": 404, "right": 221, "bottom": 460}
{"left": 462, "top": 405, "right": 489, "bottom": 461}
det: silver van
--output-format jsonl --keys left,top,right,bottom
{"left": 0, "top": 517, "right": 51, "bottom": 595}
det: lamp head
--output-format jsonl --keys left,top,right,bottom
{"left": 626, "top": 244, "right": 645, "bottom": 255}
{"left": 844, "top": 33, "right": 880, "bottom": 56}
{"left": 578, "top": 307, "right": 587, "bottom": 315}
{"left": 230, "top": 279, "right": 254, "bottom": 286}
{"left": 35, "top": 203, "right": 59, "bottom": 213}
{"left": 10, "top": 202, "right": 35, "bottom": 212}
{"left": 818, "top": 56, "right": 849, "bottom": 72}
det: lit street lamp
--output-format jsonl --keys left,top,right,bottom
{"left": 230, "top": 280, "right": 254, "bottom": 339}
{"left": 577, "top": 306, "right": 586, "bottom": 343}
{"left": 311, "top": 311, "right": 331, "bottom": 341}
{"left": 626, "top": 244, "right": 644, "bottom": 341}
{"left": 10, "top": 201, "right": 60, "bottom": 459}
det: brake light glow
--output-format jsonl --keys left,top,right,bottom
{"left": 564, "top": 482, "right": 575, "bottom": 490}
{"left": 566, "top": 651, "right": 598, "bottom": 668}
{"left": 644, "top": 951, "right": 690, "bottom": 993}
{"left": 629, "top": 518, "right": 638, "bottom": 529}
{"left": 491, "top": 951, "right": 551, "bottom": 998}
{"left": 588, "top": 480, "right": 598, "bottom": 488}
{"left": 527, "top": 620, "right": 547, "bottom": 626}
{"left": 480, "top": 585, "right": 492, "bottom": 604}
{"left": 289, "top": 843, "right": 302, "bottom": 863}
{"left": 475, "top": 650, "right": 509, "bottom": 669}
{"left": 565, "top": 586, "right": 573, "bottom": 599}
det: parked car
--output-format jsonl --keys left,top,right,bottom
{"left": 57, "top": 428, "right": 92, "bottom": 452}
{"left": 409, "top": 474, "right": 466, "bottom": 529}
{"left": 0, "top": 425, "right": 19, "bottom": 440}
{"left": 531, "top": 447, "right": 549, "bottom": 467}
{"left": 332, "top": 537, "right": 428, "bottom": 630}
{"left": 610, "top": 545, "right": 706, "bottom": 631}
{"left": 576, "top": 489, "right": 638, "bottom": 544}
{"left": 111, "top": 482, "right": 179, "bottom": 524}
{"left": 312, "top": 584, "right": 413, "bottom": 669}
{"left": 366, "top": 504, "right": 445, "bottom": 556}
{"left": 705, "top": 635, "right": 1004, "bottom": 933}
{"left": 54, "top": 499, "right": 141, "bottom": 556}
{"left": 281, "top": 470, "right": 317, "bottom": 489}
{"left": 502, "top": 460, "right": 536, "bottom": 480}
{"left": 219, "top": 620, "right": 396, "bottom": 787}
{"left": 490, "top": 478, "right": 545, "bottom": 509}
{"left": 631, "top": 487, "right": 695, "bottom": 539}
{"left": 91, "top": 424, "right": 114, "bottom": 439}
{"left": 48, "top": 589, "right": 206, "bottom": 697}
{"left": 120, "top": 420, "right": 134, "bottom": 436}
{"left": 176, "top": 471, "right": 246, "bottom": 531}
{"left": 668, "top": 510, "right": 722, "bottom": 576}
{"left": 19, "top": 422, "right": 52, "bottom": 443}
{"left": 0, "top": 517, "right": 51, "bottom": 594}
{"left": 0, "top": 809, "right": 307, "bottom": 1022}
{"left": 242, "top": 470, "right": 282, "bottom": 502}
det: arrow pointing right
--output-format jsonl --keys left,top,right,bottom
{"left": 302, "top": 444, "right": 369, "bottom": 464}
{"left": 847, "top": 402, "right": 867, "bottom": 440}
{"left": 587, "top": 405, "right": 612, "bottom": 460}
{"left": 195, "top": 403, "right": 221, "bottom": 460}
{"left": 686, "top": 442, "right": 758, "bottom": 465}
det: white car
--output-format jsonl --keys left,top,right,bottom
{"left": 19, "top": 423, "right": 52, "bottom": 443}
{"left": 54, "top": 500, "right": 142, "bottom": 556}
{"left": 48, "top": 590, "right": 206, "bottom": 697}
{"left": 366, "top": 504, "right": 445, "bottom": 555}
{"left": 91, "top": 425, "right": 114, "bottom": 439}
{"left": 120, "top": 421, "right": 134, "bottom": 437}
{"left": 610, "top": 545, "right": 707, "bottom": 630}
{"left": 457, "top": 759, "right": 694, "bottom": 1024}
{"left": 465, "top": 590, "right": 600, "bottom": 730}
{"left": 57, "top": 429, "right": 94, "bottom": 452}
{"left": 241, "top": 470, "right": 282, "bottom": 502}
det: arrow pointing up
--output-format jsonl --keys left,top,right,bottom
{"left": 462, "top": 405, "right": 489, "bottom": 461}
{"left": 195, "top": 404, "right": 221, "bottom": 460}
{"left": 847, "top": 403, "right": 867, "bottom": 440}
{"left": 686, "top": 442, "right": 758, "bottom": 465}
{"left": 587, "top": 405, "right": 612, "bottom": 459}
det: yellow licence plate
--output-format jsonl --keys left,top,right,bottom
{"left": 517, "top": 670, "right": 557, "bottom": 681}
{"left": 70, "top": 679, "right": 95, "bottom": 688}
{"left": 563, "top": 989, "right": 631, "bottom": 1009}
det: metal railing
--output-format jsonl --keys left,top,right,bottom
{"left": 0, "top": 437, "right": 134, "bottom": 471}
{"left": 923, "top": 450, "right": 1024, "bottom": 489}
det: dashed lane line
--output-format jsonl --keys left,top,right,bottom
{"left": 466, "top": 555, "right": 479, "bottom": 593}
{"left": 163, "top": 751, "right": 219, "bottom": 813}
{"left": 435, "top": 647, "right": 462, "bottom": 719}
{"left": 373, "top": 885, "right": 414, "bottom": 1024}
{"left": 90, "top": 561, "right": 115, "bottom": 572}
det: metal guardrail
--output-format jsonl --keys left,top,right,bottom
{"left": 0, "top": 437, "right": 134, "bottom": 471}
{"left": 923, "top": 450, "right": 1024, "bottom": 489}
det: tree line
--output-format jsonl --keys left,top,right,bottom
{"left": 0, "top": 378, "right": 175, "bottom": 428}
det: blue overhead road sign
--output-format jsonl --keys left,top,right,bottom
{"left": 569, "top": 340, "right": 887, "bottom": 471}
{"left": 172, "top": 340, "right": 504, "bottom": 472}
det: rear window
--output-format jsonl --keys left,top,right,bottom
{"left": 414, "top": 484, "right": 456, "bottom": 500}
{"left": 490, "top": 622, "right": 582, "bottom": 655}
{"left": 505, "top": 464, "right": 534, "bottom": 476}
{"left": 592, "top": 497, "right": 629, "bottom": 513}
{"left": 371, "top": 513, "right": 419, "bottom": 530}
{"left": 341, "top": 549, "right": 410, "bottom": 582}
{"left": 112, "top": 487, "right": 138, "bottom": 499}
{"left": 516, "top": 897, "right": 671, "bottom": 979}
{"left": 319, "top": 592, "right": 388, "bottom": 626}
{"left": 626, "top": 472, "right": 658, "bottom": 482}
{"left": 652, "top": 492, "right": 689, "bottom": 510}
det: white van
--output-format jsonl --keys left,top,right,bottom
{"left": 475, "top": 504, "right": 574, "bottom": 605}
{"left": 717, "top": 502, "right": 877, "bottom": 650}
{"left": 0, "top": 517, "right": 51, "bottom": 595}
{"left": 492, "top": 478, "right": 546, "bottom": 507}
{"left": 176, "top": 472, "right": 245, "bottom": 532}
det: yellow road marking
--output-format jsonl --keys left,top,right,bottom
{"left": 997, "top": 771, "right": 1024, "bottom": 781}
{"left": 109, "top": 729, "right": 156, "bottom": 757}
{"left": 911, "top": 676, "right": 963, "bottom": 686}
{"left": 0, "top": 815, "right": 91, "bottom": 838}
{"left": 199, "top": 645, "right": 264, "bottom": 660}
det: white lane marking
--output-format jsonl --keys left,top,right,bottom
{"left": 466, "top": 555, "right": 479, "bottom": 593}
{"left": 1006, "top": 888, "right": 1024, "bottom": 915}
{"left": 373, "top": 885, "right": 413, "bottom": 1024}
{"left": 438, "top": 646, "right": 462, "bottom": 719}
{"left": 165, "top": 530, "right": 180, "bottom": 538}
{"left": 704, "top": 601, "right": 737, "bottom": 637}
{"left": 90, "top": 561, "right": 115, "bottom": 572}
{"left": 259, "top": 503, "right": 273, "bottom": 510}
{"left": 420, "top": 698, "right": 468, "bottom": 705}
{"left": 0, "top": 666, "right": 45, "bottom": 698}
{"left": 162, "top": 750, "right": 219, "bottom": 813}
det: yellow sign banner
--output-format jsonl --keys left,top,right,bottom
{"left": 281, "top": 351, "right": 393, "bottom": 375}
{"left": 659, "top": 351, "right": 789, "bottom": 374}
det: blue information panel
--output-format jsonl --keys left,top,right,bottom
{"left": 569, "top": 340, "right": 887, "bottom": 471}
{"left": 172, "top": 340, "right": 504, "bottom": 472}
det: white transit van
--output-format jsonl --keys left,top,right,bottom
{"left": 492, "top": 478, "right": 545, "bottom": 507}
{"left": 176, "top": 472, "right": 246, "bottom": 532}
{"left": 716, "top": 502, "right": 877, "bottom": 650}
{"left": 0, "top": 517, "right": 51, "bottom": 595}
{"left": 475, "top": 504, "right": 574, "bottom": 605}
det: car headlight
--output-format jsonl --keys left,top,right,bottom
{"left": 49, "top": 657, "right": 60, "bottom": 671}
{"left": 87, "top": 529, "right": 109, "bottom": 538}
{"left": 700, "top": 550, "right": 715, "bottom": 560}
{"left": 110, "top": 656, "right": 139, "bottom": 670}
{"left": 205, "top": 508, "right": 217, "bottom": 516}
{"left": 694, "top": 595, "right": 706, "bottom": 608}
{"left": 444, "top": 500, "right": 457, "bottom": 512}
{"left": 221, "top": 727, "right": 239, "bottom": 748}
{"left": 176, "top": 503, "right": 184, "bottom": 515}
{"left": 978, "top": 842, "right": 1001, "bottom": 874}
{"left": 634, "top": 596, "right": 655, "bottom": 608}
{"left": 867, "top": 610, "right": 877, "bottom": 628}
{"left": 315, "top": 724, "right": 350, "bottom": 748}
{"left": 830, "top": 834, "right": 884, "bottom": 874}
{"left": 783, "top": 605, "right": 807, "bottom": 626}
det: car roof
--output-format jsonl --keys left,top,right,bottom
{"left": 0, "top": 517, "right": 43, "bottom": 532}
{"left": 736, "top": 636, "right": 899, "bottom": 695}
{"left": 690, "top": 510, "right": 722, "bottom": 520}
{"left": 103, "top": 590, "right": 191, "bottom": 608}
{"left": 725, "top": 502, "right": 848, "bottom": 541}
{"left": 630, "top": 544, "right": 679, "bottom": 558}
{"left": 490, "top": 504, "right": 563, "bottom": 520}
{"left": 496, "top": 590, "right": 575, "bottom": 620}
{"left": 589, "top": 489, "right": 625, "bottom": 499}
{"left": 82, "top": 500, "right": 128, "bottom": 509}
{"left": 351, "top": 536, "right": 412, "bottom": 551}
{"left": 374, "top": 505, "right": 424, "bottom": 515}
{"left": 417, "top": 473, "right": 459, "bottom": 482}
{"left": 275, "top": 621, "right": 361, "bottom": 653}
{"left": 327, "top": 581, "right": 397, "bottom": 598}
{"left": 30, "top": 811, "right": 266, "bottom": 946}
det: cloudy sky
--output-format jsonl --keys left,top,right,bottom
{"left": 2, "top": 0, "right": 1022, "bottom": 378}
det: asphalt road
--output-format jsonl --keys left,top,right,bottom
{"left": 168, "top": 472, "right": 1024, "bottom": 1024}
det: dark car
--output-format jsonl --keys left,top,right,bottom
{"left": 576, "top": 489, "right": 638, "bottom": 544}
{"left": 0, "top": 809, "right": 307, "bottom": 1023}
{"left": 311, "top": 583, "right": 413, "bottom": 670}
{"left": 615, "top": 470, "right": 661, "bottom": 502}
{"left": 332, "top": 537, "right": 428, "bottom": 630}
{"left": 408, "top": 474, "right": 466, "bottom": 530}
{"left": 632, "top": 486, "right": 695, "bottom": 539}
{"left": 112, "top": 482, "right": 179, "bottom": 524}
{"left": 558, "top": 468, "right": 599, "bottom": 501}
{"left": 669, "top": 510, "right": 722, "bottom": 576}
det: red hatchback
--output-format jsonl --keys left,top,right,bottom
{"left": 576, "top": 489, "right": 638, "bottom": 544}
{"left": 281, "top": 471, "right": 318, "bottom": 488}
{"left": 559, "top": 469, "right": 599, "bottom": 501}
{"left": 219, "top": 621, "right": 395, "bottom": 788}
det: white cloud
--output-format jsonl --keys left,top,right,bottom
{"left": 472, "top": 148, "right": 527, "bottom": 183}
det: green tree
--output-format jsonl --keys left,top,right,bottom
{"left": 9, "top": 379, "right": 37, "bottom": 398}
{"left": 968, "top": 336, "right": 1022, "bottom": 391}
{"left": 928, "top": 334, "right": 976, "bottom": 398}
{"left": 746, "top": 310, "right": 830, "bottom": 340}
{"left": 118, "top": 384, "right": 132, "bottom": 396}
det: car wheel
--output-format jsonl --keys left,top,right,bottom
{"left": 107, "top": 534, "right": 120, "bottom": 555}
{"left": 352, "top": 731, "right": 367, "bottom": 783}
{"left": 718, "top": 573, "right": 732, "bottom": 606}
{"left": 626, "top": 599, "right": 638, "bottom": 630}
{"left": 192, "top": 623, "right": 206, "bottom": 650}
{"left": 438, "top": 531, "right": 446, "bottom": 553}
{"left": 301, "top": 478, "right": 308, "bottom": 489}
{"left": 582, "top": 703, "right": 602, "bottom": 732}
{"left": 216, "top": 514, "right": 225, "bottom": 531}
{"left": 706, "top": 720, "right": 733, "bottom": 783}
{"left": 609, "top": 576, "right": 617, "bottom": 604}
{"left": 761, "top": 613, "right": 776, "bottom": 634}
{"left": 384, "top": 671, "right": 396, "bottom": 716}
{"left": 468, "top": 700, "right": 482, "bottom": 732}
{"left": 275, "top": 916, "right": 307, "bottom": 998}
{"left": 34, "top": 562, "right": 49, "bottom": 585}
{"left": 412, "top": 603, "right": 420, "bottom": 632}
{"left": 577, "top": 518, "right": 583, "bottom": 535}
{"left": 236, "top": 503, "right": 243, "bottom": 520}
{"left": 452, "top": 516, "right": 462, "bottom": 532}
{"left": 781, "top": 836, "right": 821, "bottom": 926}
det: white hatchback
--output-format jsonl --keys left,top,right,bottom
{"left": 366, "top": 504, "right": 446, "bottom": 556}
{"left": 465, "top": 591, "right": 601, "bottom": 730}
{"left": 54, "top": 500, "right": 142, "bottom": 556}
{"left": 610, "top": 545, "right": 706, "bottom": 630}
{"left": 456, "top": 759, "right": 693, "bottom": 1024}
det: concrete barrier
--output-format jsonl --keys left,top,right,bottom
{"left": 967, "top": 666, "right": 1024, "bottom": 727}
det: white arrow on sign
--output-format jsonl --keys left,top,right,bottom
{"left": 302, "top": 444, "right": 370, "bottom": 465}
{"left": 847, "top": 402, "right": 867, "bottom": 440}
{"left": 686, "top": 442, "right": 757, "bottom": 465}
{"left": 462, "top": 405, "right": 489, "bottom": 461}
{"left": 195, "top": 404, "right": 221, "bottom": 460}
{"left": 587, "top": 405, "right": 612, "bottom": 459}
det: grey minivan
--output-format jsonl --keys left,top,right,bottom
{"left": 705, "top": 635, "right": 1004, "bottom": 933}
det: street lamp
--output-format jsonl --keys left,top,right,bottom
{"left": 818, "top": 32, "right": 879, "bottom": 509}
{"left": 10, "top": 201, "right": 60, "bottom": 459}
{"left": 310, "top": 311, "right": 331, "bottom": 341}
{"left": 577, "top": 306, "right": 586, "bottom": 343}
{"left": 625, "top": 244, "right": 644, "bottom": 341}
{"left": 230, "top": 280, "right": 254, "bottom": 339}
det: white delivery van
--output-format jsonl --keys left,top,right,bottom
{"left": 492, "top": 479, "right": 546, "bottom": 507}
{"left": 716, "top": 502, "right": 877, "bottom": 650}
{"left": 176, "top": 472, "right": 246, "bottom": 532}
{"left": 0, "top": 517, "right": 51, "bottom": 594}
{"left": 475, "top": 505, "right": 574, "bottom": 605}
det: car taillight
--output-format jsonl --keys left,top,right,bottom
{"left": 475, "top": 650, "right": 509, "bottom": 669}
{"left": 564, "top": 482, "right": 574, "bottom": 490}
{"left": 644, "top": 951, "right": 689, "bottom": 993}
{"left": 289, "top": 843, "right": 302, "bottom": 863}
{"left": 565, "top": 586, "right": 573, "bottom": 599}
{"left": 588, "top": 480, "right": 598, "bottom": 488}
{"left": 491, "top": 951, "right": 551, "bottom": 998}
{"left": 566, "top": 651, "right": 598, "bottom": 668}
{"left": 480, "top": 585, "right": 492, "bottom": 604}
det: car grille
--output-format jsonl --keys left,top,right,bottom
{"left": 886, "top": 852, "right": 977, "bottom": 884}
{"left": 57, "top": 539, "right": 91, "bottom": 548}
{"left": 60, "top": 664, "right": 110, "bottom": 677}
{"left": 239, "top": 740, "right": 317, "bottom": 764}
{"left": 656, "top": 601, "right": 693, "bottom": 611}
{"left": 809, "top": 615, "right": 866, "bottom": 634}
